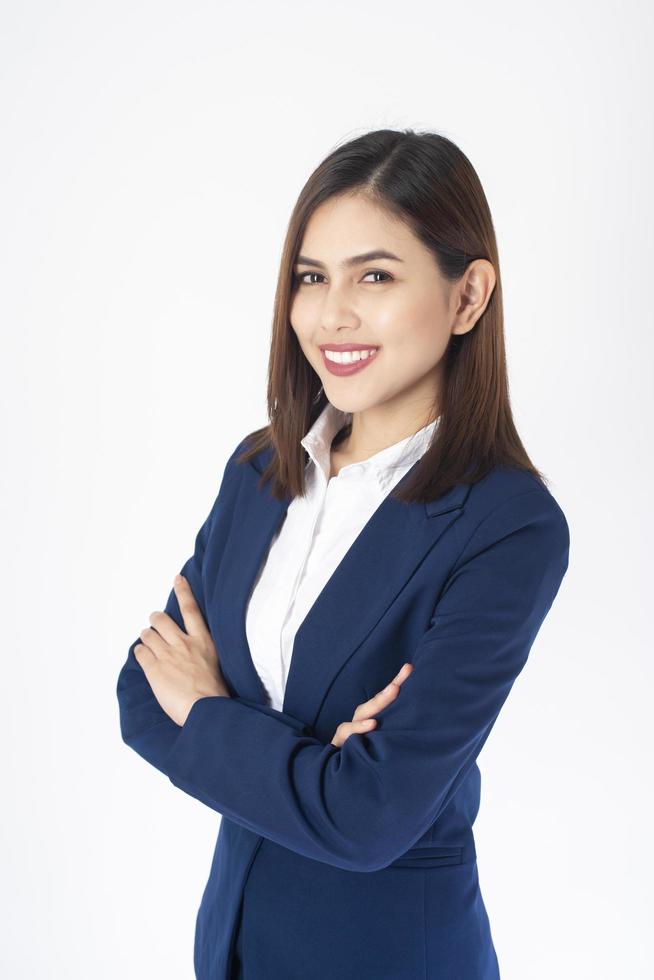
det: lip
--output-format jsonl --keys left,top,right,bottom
{"left": 320, "top": 345, "right": 380, "bottom": 377}
{"left": 319, "top": 343, "right": 380, "bottom": 352}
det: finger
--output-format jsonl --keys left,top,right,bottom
{"left": 380, "top": 662, "right": 413, "bottom": 694}
{"left": 173, "top": 574, "right": 209, "bottom": 637}
{"left": 353, "top": 664, "right": 413, "bottom": 720}
{"left": 353, "top": 684, "right": 398, "bottom": 719}
{"left": 374, "top": 662, "right": 413, "bottom": 698}
{"left": 134, "top": 640, "right": 157, "bottom": 667}
{"left": 137, "top": 626, "right": 168, "bottom": 659}
{"left": 353, "top": 685, "right": 398, "bottom": 720}
{"left": 392, "top": 662, "right": 413, "bottom": 684}
{"left": 332, "top": 718, "right": 377, "bottom": 748}
{"left": 148, "top": 610, "right": 185, "bottom": 646}
{"left": 355, "top": 667, "right": 409, "bottom": 715}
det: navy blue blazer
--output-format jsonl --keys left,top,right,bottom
{"left": 116, "top": 434, "right": 570, "bottom": 980}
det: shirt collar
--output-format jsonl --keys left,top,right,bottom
{"left": 300, "top": 401, "right": 440, "bottom": 491}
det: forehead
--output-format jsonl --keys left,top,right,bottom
{"left": 299, "top": 194, "right": 418, "bottom": 257}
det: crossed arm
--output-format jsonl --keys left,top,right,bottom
{"left": 117, "top": 464, "right": 569, "bottom": 873}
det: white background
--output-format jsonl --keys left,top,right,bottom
{"left": 1, "top": 1, "right": 652, "bottom": 977}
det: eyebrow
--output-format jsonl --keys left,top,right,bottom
{"left": 294, "top": 249, "right": 405, "bottom": 270}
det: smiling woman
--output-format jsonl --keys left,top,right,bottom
{"left": 116, "top": 127, "right": 570, "bottom": 980}
{"left": 288, "top": 195, "right": 494, "bottom": 437}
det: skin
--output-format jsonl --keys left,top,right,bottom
{"left": 133, "top": 575, "right": 230, "bottom": 728}
{"left": 289, "top": 191, "right": 496, "bottom": 465}
{"left": 134, "top": 575, "right": 411, "bottom": 740}
{"left": 135, "top": 191, "right": 496, "bottom": 739}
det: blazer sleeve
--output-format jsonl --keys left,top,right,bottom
{"left": 163, "top": 487, "right": 571, "bottom": 872}
{"left": 116, "top": 436, "right": 266, "bottom": 775}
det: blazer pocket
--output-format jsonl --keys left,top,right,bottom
{"left": 385, "top": 844, "right": 464, "bottom": 870}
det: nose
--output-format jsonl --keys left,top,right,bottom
{"left": 319, "top": 283, "right": 360, "bottom": 332}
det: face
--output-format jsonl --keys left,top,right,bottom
{"left": 289, "top": 192, "right": 485, "bottom": 441}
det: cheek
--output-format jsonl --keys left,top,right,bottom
{"left": 377, "top": 294, "right": 450, "bottom": 364}
{"left": 289, "top": 295, "right": 319, "bottom": 348}
{"left": 289, "top": 312, "right": 319, "bottom": 369}
{"left": 289, "top": 296, "right": 309, "bottom": 339}
{"left": 289, "top": 288, "right": 313, "bottom": 320}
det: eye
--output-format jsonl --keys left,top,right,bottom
{"left": 292, "top": 269, "right": 393, "bottom": 286}
{"left": 293, "top": 271, "right": 325, "bottom": 286}
{"left": 361, "top": 270, "right": 393, "bottom": 283}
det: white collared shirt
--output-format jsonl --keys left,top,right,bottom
{"left": 244, "top": 401, "right": 440, "bottom": 711}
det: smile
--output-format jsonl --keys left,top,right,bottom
{"left": 321, "top": 347, "right": 380, "bottom": 376}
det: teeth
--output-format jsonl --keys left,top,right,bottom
{"left": 324, "top": 348, "right": 378, "bottom": 364}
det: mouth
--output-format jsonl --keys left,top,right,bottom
{"left": 319, "top": 345, "right": 380, "bottom": 376}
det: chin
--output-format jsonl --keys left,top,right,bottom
{"left": 323, "top": 391, "right": 377, "bottom": 414}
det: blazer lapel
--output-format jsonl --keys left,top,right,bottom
{"left": 211, "top": 445, "right": 471, "bottom": 728}
{"left": 210, "top": 455, "right": 292, "bottom": 706}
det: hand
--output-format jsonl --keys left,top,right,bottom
{"left": 133, "top": 573, "right": 230, "bottom": 727}
{"left": 330, "top": 663, "right": 414, "bottom": 747}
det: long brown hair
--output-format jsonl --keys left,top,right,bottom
{"left": 235, "top": 128, "right": 548, "bottom": 504}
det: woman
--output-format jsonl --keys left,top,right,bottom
{"left": 116, "top": 128, "right": 570, "bottom": 979}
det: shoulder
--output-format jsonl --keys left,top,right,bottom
{"left": 197, "top": 434, "right": 261, "bottom": 540}
{"left": 465, "top": 463, "right": 567, "bottom": 525}
{"left": 225, "top": 429, "right": 273, "bottom": 473}
{"left": 216, "top": 432, "right": 266, "bottom": 486}
{"left": 205, "top": 433, "right": 260, "bottom": 512}
{"left": 455, "top": 463, "right": 570, "bottom": 566}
